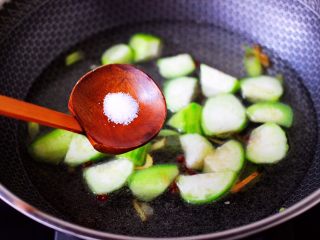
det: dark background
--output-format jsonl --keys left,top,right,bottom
{"left": 0, "top": 200, "right": 319, "bottom": 240}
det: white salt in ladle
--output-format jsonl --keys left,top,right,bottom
{"left": 0, "top": 64, "right": 167, "bottom": 154}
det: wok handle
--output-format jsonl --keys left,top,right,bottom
{"left": 0, "top": 95, "right": 83, "bottom": 133}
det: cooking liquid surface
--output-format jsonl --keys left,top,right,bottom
{"left": 19, "top": 22, "right": 317, "bottom": 237}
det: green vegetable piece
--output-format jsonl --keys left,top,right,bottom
{"left": 83, "top": 158, "right": 133, "bottom": 194}
{"left": 28, "top": 122, "right": 40, "bottom": 140}
{"left": 65, "top": 51, "right": 84, "bottom": 66}
{"left": 128, "top": 164, "right": 179, "bottom": 201}
{"left": 129, "top": 33, "right": 162, "bottom": 62}
{"left": 246, "top": 123, "right": 289, "bottom": 164}
{"left": 247, "top": 102, "right": 293, "bottom": 127}
{"left": 279, "top": 207, "right": 286, "bottom": 212}
{"left": 117, "top": 143, "right": 151, "bottom": 166}
{"left": 64, "top": 134, "right": 105, "bottom": 167}
{"left": 177, "top": 171, "right": 237, "bottom": 204}
{"left": 180, "top": 133, "right": 214, "bottom": 170}
{"left": 101, "top": 43, "right": 133, "bottom": 65}
{"left": 168, "top": 102, "right": 202, "bottom": 134}
{"left": 240, "top": 76, "right": 283, "bottom": 102}
{"left": 164, "top": 76, "right": 198, "bottom": 112}
{"left": 29, "top": 129, "right": 75, "bottom": 164}
{"left": 157, "top": 54, "right": 196, "bottom": 79}
{"left": 244, "top": 56, "right": 263, "bottom": 77}
{"left": 200, "top": 64, "right": 239, "bottom": 97}
{"left": 202, "top": 94, "right": 247, "bottom": 136}
{"left": 203, "top": 140, "right": 244, "bottom": 173}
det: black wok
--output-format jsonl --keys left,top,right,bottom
{"left": 0, "top": 0, "right": 319, "bottom": 239}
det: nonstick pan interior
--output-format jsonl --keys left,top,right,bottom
{"left": 0, "top": 0, "right": 319, "bottom": 238}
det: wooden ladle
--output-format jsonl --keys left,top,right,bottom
{"left": 0, "top": 64, "right": 167, "bottom": 154}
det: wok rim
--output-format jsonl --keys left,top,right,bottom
{"left": 0, "top": 184, "right": 319, "bottom": 240}
{"left": 0, "top": 0, "right": 319, "bottom": 239}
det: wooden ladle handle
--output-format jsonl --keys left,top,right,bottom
{"left": 0, "top": 95, "right": 83, "bottom": 133}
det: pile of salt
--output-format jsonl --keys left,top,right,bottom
{"left": 103, "top": 92, "right": 139, "bottom": 125}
